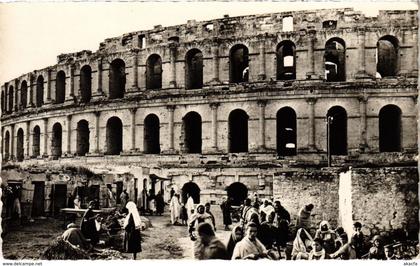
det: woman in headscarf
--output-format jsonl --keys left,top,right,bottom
{"left": 308, "top": 238, "right": 330, "bottom": 260}
{"left": 194, "top": 222, "right": 229, "bottom": 260}
{"left": 80, "top": 201, "right": 99, "bottom": 245}
{"left": 169, "top": 193, "right": 181, "bottom": 225}
{"left": 367, "top": 235, "right": 385, "bottom": 260}
{"left": 292, "top": 228, "right": 314, "bottom": 260}
{"left": 314, "top": 221, "right": 337, "bottom": 254}
{"left": 188, "top": 204, "right": 213, "bottom": 241}
{"left": 124, "top": 201, "right": 142, "bottom": 259}
{"left": 226, "top": 225, "right": 244, "bottom": 258}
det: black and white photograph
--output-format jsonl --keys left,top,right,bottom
{"left": 0, "top": 1, "right": 418, "bottom": 262}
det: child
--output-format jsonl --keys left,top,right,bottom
{"left": 180, "top": 204, "right": 188, "bottom": 225}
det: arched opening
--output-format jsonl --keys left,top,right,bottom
{"left": 109, "top": 59, "right": 126, "bottom": 99}
{"left": 32, "top": 126, "right": 41, "bottom": 157}
{"left": 327, "top": 106, "right": 347, "bottom": 155}
{"left": 20, "top": 81, "right": 27, "bottom": 109}
{"left": 51, "top": 123, "right": 62, "bottom": 158}
{"left": 226, "top": 182, "right": 248, "bottom": 206}
{"left": 146, "top": 54, "right": 162, "bottom": 90}
{"left": 80, "top": 65, "right": 92, "bottom": 103}
{"left": 277, "top": 107, "right": 297, "bottom": 156}
{"left": 8, "top": 86, "right": 14, "bottom": 112}
{"left": 181, "top": 181, "right": 200, "bottom": 204}
{"left": 228, "top": 109, "right": 248, "bottom": 153}
{"left": 185, "top": 49, "right": 203, "bottom": 89}
{"left": 76, "top": 120, "right": 90, "bottom": 156}
{"left": 16, "top": 128, "right": 24, "bottom": 162}
{"left": 143, "top": 114, "right": 160, "bottom": 154}
{"left": 276, "top": 40, "right": 296, "bottom": 80}
{"left": 182, "top": 112, "right": 202, "bottom": 153}
{"left": 55, "top": 71, "right": 66, "bottom": 104}
{"left": 377, "top": 36, "right": 399, "bottom": 78}
{"left": 36, "top": 76, "right": 44, "bottom": 107}
{"left": 379, "top": 105, "right": 402, "bottom": 152}
{"left": 4, "top": 131, "right": 10, "bottom": 160}
{"left": 325, "top": 38, "right": 346, "bottom": 82}
{"left": 106, "top": 117, "right": 123, "bottom": 155}
{"left": 230, "top": 44, "right": 249, "bottom": 83}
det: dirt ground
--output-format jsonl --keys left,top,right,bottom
{"left": 2, "top": 212, "right": 232, "bottom": 260}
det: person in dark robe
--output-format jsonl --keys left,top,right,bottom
{"left": 220, "top": 196, "right": 232, "bottom": 231}
{"left": 226, "top": 225, "right": 244, "bottom": 258}
{"left": 194, "top": 222, "right": 229, "bottom": 260}
{"left": 124, "top": 201, "right": 142, "bottom": 259}
{"left": 367, "top": 235, "right": 386, "bottom": 260}
{"left": 155, "top": 191, "right": 165, "bottom": 215}
{"left": 180, "top": 204, "right": 188, "bottom": 225}
{"left": 120, "top": 190, "right": 129, "bottom": 213}
{"left": 80, "top": 201, "right": 99, "bottom": 245}
{"left": 62, "top": 223, "right": 90, "bottom": 250}
{"left": 352, "top": 222, "right": 365, "bottom": 259}
{"left": 205, "top": 203, "right": 216, "bottom": 230}
{"left": 258, "top": 214, "right": 275, "bottom": 249}
{"left": 273, "top": 200, "right": 291, "bottom": 247}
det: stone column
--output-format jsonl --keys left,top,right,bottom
{"left": 210, "top": 102, "right": 219, "bottom": 152}
{"left": 28, "top": 76, "right": 34, "bottom": 107}
{"left": 25, "top": 121, "right": 30, "bottom": 159}
{"left": 358, "top": 96, "right": 368, "bottom": 152}
{"left": 130, "top": 108, "right": 137, "bottom": 151}
{"left": 14, "top": 81, "right": 18, "bottom": 111}
{"left": 65, "top": 65, "right": 75, "bottom": 103}
{"left": 166, "top": 105, "right": 176, "bottom": 152}
{"left": 43, "top": 118, "right": 48, "bottom": 157}
{"left": 169, "top": 43, "right": 178, "bottom": 88}
{"left": 258, "top": 100, "right": 267, "bottom": 150}
{"left": 211, "top": 40, "right": 220, "bottom": 83}
{"left": 306, "top": 98, "right": 317, "bottom": 151}
{"left": 132, "top": 49, "right": 139, "bottom": 90}
{"left": 94, "top": 111, "right": 101, "bottom": 154}
{"left": 258, "top": 40, "right": 266, "bottom": 80}
{"left": 10, "top": 124, "right": 14, "bottom": 160}
{"left": 95, "top": 59, "right": 103, "bottom": 96}
{"left": 66, "top": 115, "right": 72, "bottom": 155}
{"left": 356, "top": 29, "right": 368, "bottom": 79}
{"left": 46, "top": 69, "right": 52, "bottom": 103}
{"left": 410, "top": 28, "right": 418, "bottom": 77}
{"left": 306, "top": 29, "right": 316, "bottom": 79}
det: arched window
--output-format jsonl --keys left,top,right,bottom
{"left": 185, "top": 49, "right": 203, "bottom": 89}
{"left": 51, "top": 123, "right": 63, "bottom": 158}
{"left": 377, "top": 36, "right": 399, "bottom": 78}
{"left": 325, "top": 38, "right": 346, "bottom": 82}
{"left": 109, "top": 59, "right": 126, "bottom": 99}
{"left": 276, "top": 41, "right": 296, "bottom": 80}
{"left": 182, "top": 112, "right": 202, "bottom": 153}
{"left": 181, "top": 181, "right": 200, "bottom": 204}
{"left": 228, "top": 109, "right": 249, "bottom": 153}
{"left": 8, "top": 86, "right": 14, "bottom": 112}
{"left": 327, "top": 106, "right": 347, "bottom": 155}
{"left": 230, "top": 44, "right": 249, "bottom": 83}
{"left": 146, "top": 54, "right": 162, "bottom": 89}
{"left": 76, "top": 120, "right": 90, "bottom": 156}
{"left": 20, "top": 81, "right": 28, "bottom": 109}
{"left": 16, "top": 128, "right": 24, "bottom": 162}
{"left": 4, "top": 130, "right": 10, "bottom": 160}
{"left": 379, "top": 105, "right": 401, "bottom": 152}
{"left": 277, "top": 107, "right": 297, "bottom": 156}
{"left": 106, "top": 117, "right": 123, "bottom": 155}
{"left": 80, "top": 65, "right": 92, "bottom": 103}
{"left": 36, "top": 76, "right": 44, "bottom": 107}
{"left": 226, "top": 182, "right": 248, "bottom": 206}
{"left": 32, "top": 126, "right": 41, "bottom": 157}
{"left": 55, "top": 71, "right": 66, "bottom": 104}
{"left": 143, "top": 114, "right": 160, "bottom": 154}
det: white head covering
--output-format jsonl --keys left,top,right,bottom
{"left": 124, "top": 201, "right": 142, "bottom": 229}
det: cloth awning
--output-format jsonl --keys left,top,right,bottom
{"left": 149, "top": 174, "right": 171, "bottom": 181}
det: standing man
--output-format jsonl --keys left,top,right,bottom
{"left": 186, "top": 193, "right": 195, "bottom": 221}
{"left": 80, "top": 201, "right": 99, "bottom": 246}
{"left": 120, "top": 189, "right": 129, "bottom": 213}
{"left": 169, "top": 193, "right": 181, "bottom": 225}
{"left": 352, "top": 221, "right": 365, "bottom": 259}
{"left": 205, "top": 203, "right": 216, "bottom": 230}
{"left": 296, "top": 204, "right": 314, "bottom": 232}
{"left": 220, "top": 196, "right": 232, "bottom": 231}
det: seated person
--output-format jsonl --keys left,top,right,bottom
{"left": 62, "top": 223, "right": 90, "bottom": 250}
{"left": 232, "top": 222, "right": 272, "bottom": 260}
{"left": 384, "top": 245, "right": 397, "bottom": 260}
{"left": 330, "top": 235, "right": 357, "bottom": 260}
{"left": 368, "top": 235, "right": 386, "bottom": 260}
{"left": 292, "top": 228, "right": 313, "bottom": 260}
{"left": 308, "top": 238, "right": 330, "bottom": 260}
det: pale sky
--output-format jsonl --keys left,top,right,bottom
{"left": 0, "top": 1, "right": 417, "bottom": 84}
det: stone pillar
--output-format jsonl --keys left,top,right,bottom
{"left": 25, "top": 121, "right": 30, "bottom": 159}
{"left": 356, "top": 29, "right": 369, "bottom": 79}
{"left": 94, "top": 111, "right": 101, "bottom": 154}
{"left": 66, "top": 115, "right": 72, "bottom": 155}
{"left": 28, "top": 76, "right": 34, "bottom": 107}
{"left": 258, "top": 100, "right": 267, "bottom": 150}
{"left": 10, "top": 124, "right": 14, "bottom": 160}
{"left": 258, "top": 41, "right": 266, "bottom": 80}
{"left": 410, "top": 28, "right": 418, "bottom": 77}
{"left": 43, "top": 118, "right": 48, "bottom": 157}
{"left": 130, "top": 108, "right": 137, "bottom": 151}
{"left": 93, "top": 59, "right": 104, "bottom": 97}
{"left": 306, "top": 98, "right": 317, "bottom": 151}
{"left": 306, "top": 29, "right": 317, "bottom": 79}
{"left": 132, "top": 49, "right": 139, "bottom": 90}
{"left": 211, "top": 40, "right": 220, "bottom": 83}
{"left": 358, "top": 96, "right": 368, "bottom": 152}
{"left": 166, "top": 105, "right": 176, "bottom": 153}
{"left": 46, "top": 69, "right": 52, "bottom": 103}
{"left": 210, "top": 102, "right": 219, "bottom": 152}
{"left": 169, "top": 43, "right": 178, "bottom": 88}
{"left": 13, "top": 81, "right": 18, "bottom": 111}
{"left": 65, "top": 65, "right": 75, "bottom": 104}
